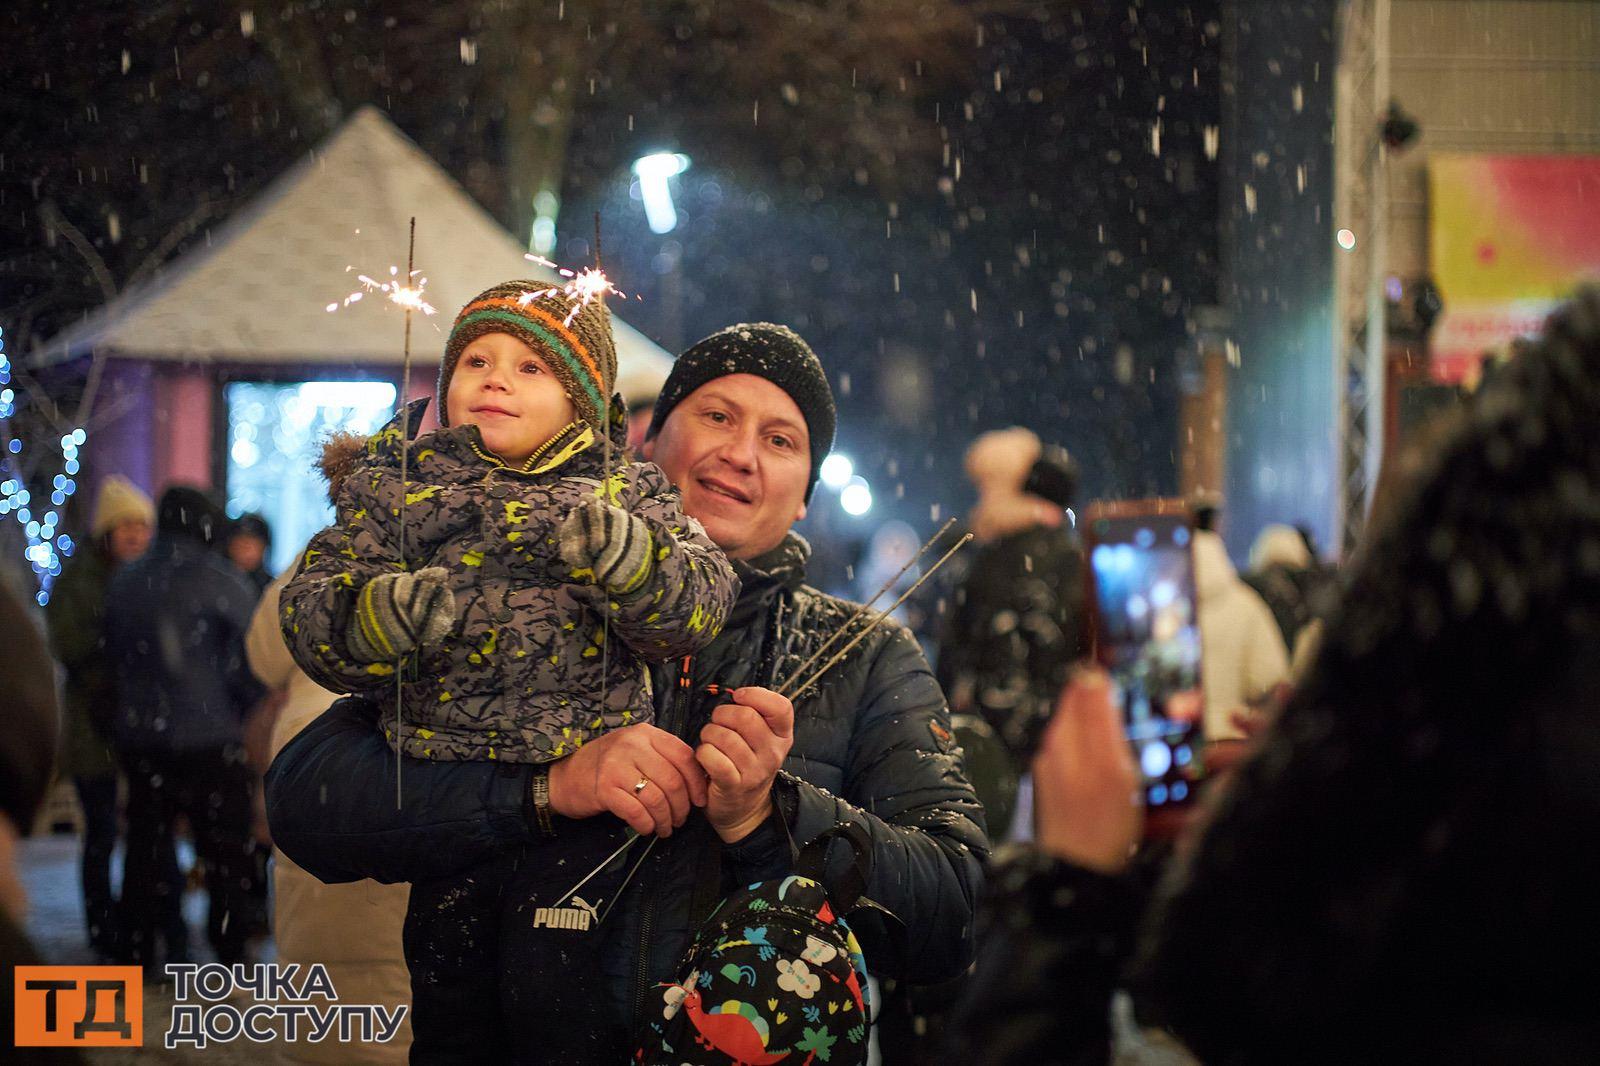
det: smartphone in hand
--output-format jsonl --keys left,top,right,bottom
{"left": 1083, "top": 499, "right": 1205, "bottom": 809}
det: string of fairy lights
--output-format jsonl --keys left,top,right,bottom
{"left": 0, "top": 325, "right": 83, "bottom": 606}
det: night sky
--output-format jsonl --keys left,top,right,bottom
{"left": 3, "top": 0, "right": 1225, "bottom": 576}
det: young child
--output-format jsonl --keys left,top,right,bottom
{"left": 279, "top": 280, "right": 738, "bottom": 1056}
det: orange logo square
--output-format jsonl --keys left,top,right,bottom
{"left": 13, "top": 966, "right": 143, "bottom": 1047}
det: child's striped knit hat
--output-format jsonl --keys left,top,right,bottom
{"left": 438, "top": 280, "right": 618, "bottom": 434}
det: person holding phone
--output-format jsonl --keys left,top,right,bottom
{"left": 938, "top": 429, "right": 1088, "bottom": 778}
{"left": 950, "top": 287, "right": 1600, "bottom": 1064}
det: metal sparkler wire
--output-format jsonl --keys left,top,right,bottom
{"left": 555, "top": 829, "right": 643, "bottom": 907}
{"left": 596, "top": 835, "right": 657, "bottom": 926}
{"left": 322, "top": 228, "right": 438, "bottom": 810}
{"left": 782, "top": 533, "right": 974, "bottom": 704}
{"left": 775, "top": 517, "right": 958, "bottom": 695}
{"left": 396, "top": 217, "right": 417, "bottom": 810}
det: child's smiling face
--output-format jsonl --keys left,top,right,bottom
{"left": 446, "top": 331, "right": 579, "bottom": 467}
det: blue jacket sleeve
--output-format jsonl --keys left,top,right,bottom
{"left": 263, "top": 697, "right": 536, "bottom": 884}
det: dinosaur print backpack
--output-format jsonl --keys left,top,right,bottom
{"left": 635, "top": 822, "right": 876, "bottom": 1066}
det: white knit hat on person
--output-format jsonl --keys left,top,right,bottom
{"left": 964, "top": 427, "right": 1042, "bottom": 493}
{"left": 1249, "top": 524, "right": 1313, "bottom": 571}
{"left": 91, "top": 475, "right": 155, "bottom": 539}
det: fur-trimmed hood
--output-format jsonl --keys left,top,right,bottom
{"left": 318, "top": 431, "right": 369, "bottom": 503}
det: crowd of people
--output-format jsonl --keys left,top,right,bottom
{"left": 4, "top": 282, "right": 1596, "bottom": 1063}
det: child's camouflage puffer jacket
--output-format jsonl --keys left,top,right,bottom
{"left": 281, "top": 399, "right": 737, "bottom": 762}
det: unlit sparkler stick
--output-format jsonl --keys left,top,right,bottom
{"left": 321, "top": 228, "right": 436, "bottom": 809}
{"left": 596, "top": 835, "right": 658, "bottom": 926}
{"left": 776, "top": 517, "right": 958, "bottom": 695}
{"left": 783, "top": 533, "right": 973, "bottom": 704}
{"left": 593, "top": 213, "right": 614, "bottom": 714}
{"left": 556, "top": 829, "right": 643, "bottom": 906}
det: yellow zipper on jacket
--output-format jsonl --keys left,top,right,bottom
{"left": 467, "top": 420, "right": 594, "bottom": 477}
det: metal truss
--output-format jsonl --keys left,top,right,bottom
{"left": 1333, "top": 0, "right": 1390, "bottom": 556}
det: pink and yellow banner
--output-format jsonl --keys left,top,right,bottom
{"left": 1429, "top": 153, "right": 1600, "bottom": 383}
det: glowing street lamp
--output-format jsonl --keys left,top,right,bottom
{"left": 819, "top": 453, "right": 854, "bottom": 491}
{"left": 633, "top": 152, "right": 691, "bottom": 234}
{"left": 840, "top": 476, "right": 873, "bottom": 517}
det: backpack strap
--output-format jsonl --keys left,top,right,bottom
{"left": 793, "top": 821, "right": 874, "bottom": 913}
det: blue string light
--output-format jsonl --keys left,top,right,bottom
{"left": 0, "top": 327, "right": 86, "bottom": 605}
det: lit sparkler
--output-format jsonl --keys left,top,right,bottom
{"left": 325, "top": 264, "right": 437, "bottom": 316}
{"left": 324, "top": 221, "right": 433, "bottom": 810}
{"left": 521, "top": 253, "right": 631, "bottom": 325}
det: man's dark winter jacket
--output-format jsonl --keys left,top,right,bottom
{"left": 104, "top": 535, "right": 266, "bottom": 753}
{"left": 266, "top": 532, "right": 988, "bottom": 1036}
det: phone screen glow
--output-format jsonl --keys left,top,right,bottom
{"left": 1090, "top": 514, "right": 1205, "bottom": 806}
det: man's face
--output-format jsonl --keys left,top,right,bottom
{"left": 642, "top": 374, "right": 811, "bottom": 561}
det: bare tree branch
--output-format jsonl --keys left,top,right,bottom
{"left": 39, "top": 202, "right": 118, "bottom": 305}
{"left": 4, "top": 362, "right": 71, "bottom": 439}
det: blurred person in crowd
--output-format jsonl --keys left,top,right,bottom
{"left": 245, "top": 436, "right": 410, "bottom": 1063}
{"left": 856, "top": 519, "right": 937, "bottom": 640}
{"left": 226, "top": 511, "right": 275, "bottom": 596}
{"left": 939, "top": 428, "right": 1089, "bottom": 771}
{"left": 44, "top": 474, "right": 154, "bottom": 959}
{"left": 0, "top": 581, "right": 85, "bottom": 1066}
{"left": 952, "top": 286, "right": 1600, "bottom": 1064}
{"left": 1192, "top": 527, "right": 1290, "bottom": 740}
{"left": 104, "top": 485, "right": 268, "bottom": 969}
{"left": 226, "top": 511, "right": 279, "bottom": 907}
{"left": 1243, "top": 523, "right": 1318, "bottom": 651}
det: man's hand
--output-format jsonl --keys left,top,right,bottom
{"left": 1031, "top": 668, "right": 1143, "bottom": 874}
{"left": 547, "top": 724, "right": 709, "bottom": 838}
{"left": 696, "top": 687, "right": 794, "bottom": 843}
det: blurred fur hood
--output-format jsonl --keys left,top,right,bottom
{"left": 318, "top": 431, "right": 369, "bottom": 503}
{"left": 1250, "top": 524, "right": 1312, "bottom": 572}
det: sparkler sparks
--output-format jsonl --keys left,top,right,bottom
{"left": 325, "top": 264, "right": 437, "bottom": 316}
{"left": 522, "top": 254, "right": 633, "bottom": 325}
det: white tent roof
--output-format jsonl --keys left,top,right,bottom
{"left": 34, "top": 106, "right": 670, "bottom": 378}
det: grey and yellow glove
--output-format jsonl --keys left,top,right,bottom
{"left": 558, "top": 497, "right": 655, "bottom": 595}
{"left": 347, "top": 567, "right": 456, "bottom": 662}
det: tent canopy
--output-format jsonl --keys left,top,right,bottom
{"left": 34, "top": 106, "right": 671, "bottom": 379}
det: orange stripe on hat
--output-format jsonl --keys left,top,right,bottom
{"left": 453, "top": 296, "right": 603, "bottom": 391}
